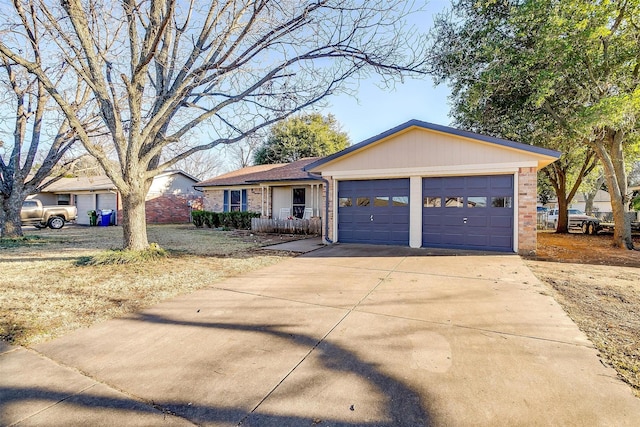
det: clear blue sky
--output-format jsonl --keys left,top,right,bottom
{"left": 320, "top": 0, "right": 452, "bottom": 144}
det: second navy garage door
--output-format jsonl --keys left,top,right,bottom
{"left": 422, "top": 175, "right": 514, "bottom": 251}
{"left": 338, "top": 179, "right": 410, "bottom": 245}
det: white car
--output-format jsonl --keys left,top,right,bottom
{"left": 547, "top": 208, "right": 601, "bottom": 234}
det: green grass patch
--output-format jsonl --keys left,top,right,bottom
{"left": 0, "top": 235, "right": 45, "bottom": 248}
{"left": 77, "top": 243, "right": 168, "bottom": 266}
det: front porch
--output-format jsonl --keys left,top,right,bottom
{"left": 251, "top": 217, "right": 322, "bottom": 235}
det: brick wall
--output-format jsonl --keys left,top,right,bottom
{"left": 247, "top": 188, "right": 262, "bottom": 214}
{"left": 204, "top": 187, "right": 263, "bottom": 214}
{"left": 204, "top": 189, "right": 225, "bottom": 211}
{"left": 324, "top": 176, "right": 334, "bottom": 243}
{"left": 145, "top": 194, "right": 203, "bottom": 224}
{"left": 517, "top": 167, "right": 538, "bottom": 255}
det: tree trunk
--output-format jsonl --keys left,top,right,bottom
{"left": 582, "top": 175, "right": 604, "bottom": 216}
{"left": 1, "top": 191, "right": 27, "bottom": 238}
{"left": 556, "top": 196, "right": 570, "bottom": 234}
{"left": 120, "top": 190, "right": 149, "bottom": 251}
{"left": 547, "top": 163, "right": 570, "bottom": 233}
{"left": 583, "top": 193, "right": 595, "bottom": 216}
{"left": 592, "top": 131, "right": 633, "bottom": 249}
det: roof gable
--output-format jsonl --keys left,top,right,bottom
{"left": 306, "top": 120, "right": 560, "bottom": 172}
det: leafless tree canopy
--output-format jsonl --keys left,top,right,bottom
{"left": 0, "top": 8, "right": 93, "bottom": 238}
{"left": 0, "top": 0, "right": 428, "bottom": 249}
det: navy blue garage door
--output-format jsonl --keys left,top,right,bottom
{"left": 422, "top": 175, "right": 514, "bottom": 251}
{"left": 338, "top": 179, "right": 410, "bottom": 245}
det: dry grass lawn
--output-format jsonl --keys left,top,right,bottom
{"left": 1, "top": 224, "right": 298, "bottom": 346}
{"left": 525, "top": 231, "right": 640, "bottom": 397}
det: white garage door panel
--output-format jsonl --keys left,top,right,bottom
{"left": 75, "top": 195, "right": 94, "bottom": 225}
{"left": 96, "top": 193, "right": 117, "bottom": 210}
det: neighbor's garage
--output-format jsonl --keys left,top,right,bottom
{"left": 338, "top": 179, "right": 410, "bottom": 245}
{"left": 74, "top": 193, "right": 118, "bottom": 225}
{"left": 305, "top": 120, "right": 560, "bottom": 254}
{"left": 422, "top": 175, "right": 514, "bottom": 251}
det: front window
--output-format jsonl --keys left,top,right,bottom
{"left": 230, "top": 190, "right": 241, "bottom": 211}
{"left": 57, "top": 194, "right": 71, "bottom": 206}
{"left": 292, "top": 188, "right": 306, "bottom": 218}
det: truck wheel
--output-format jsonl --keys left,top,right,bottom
{"left": 581, "top": 222, "right": 589, "bottom": 234}
{"left": 588, "top": 222, "right": 597, "bottom": 235}
{"left": 48, "top": 216, "right": 65, "bottom": 229}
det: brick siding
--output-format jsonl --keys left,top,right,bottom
{"left": 146, "top": 194, "right": 203, "bottom": 224}
{"left": 517, "top": 167, "right": 538, "bottom": 255}
{"left": 204, "top": 187, "right": 263, "bottom": 214}
{"left": 324, "top": 176, "right": 334, "bottom": 242}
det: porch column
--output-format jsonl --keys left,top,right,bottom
{"left": 260, "top": 187, "right": 264, "bottom": 217}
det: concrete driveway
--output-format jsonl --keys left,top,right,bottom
{"left": 2, "top": 244, "right": 640, "bottom": 426}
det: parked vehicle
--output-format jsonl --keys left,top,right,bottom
{"left": 547, "top": 208, "right": 601, "bottom": 234}
{"left": 21, "top": 199, "right": 77, "bottom": 229}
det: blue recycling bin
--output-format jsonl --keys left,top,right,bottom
{"left": 99, "top": 209, "right": 113, "bottom": 226}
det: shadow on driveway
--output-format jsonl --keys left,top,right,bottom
{"left": 2, "top": 312, "right": 432, "bottom": 426}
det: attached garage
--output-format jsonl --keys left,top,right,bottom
{"left": 338, "top": 179, "right": 410, "bottom": 245}
{"left": 305, "top": 120, "right": 560, "bottom": 254}
{"left": 422, "top": 175, "right": 514, "bottom": 251}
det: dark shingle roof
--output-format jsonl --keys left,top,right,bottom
{"left": 195, "top": 157, "right": 322, "bottom": 188}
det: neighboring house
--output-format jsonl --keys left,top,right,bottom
{"left": 198, "top": 120, "right": 560, "bottom": 254}
{"left": 33, "top": 170, "right": 202, "bottom": 225}
{"left": 194, "top": 158, "right": 324, "bottom": 220}
{"left": 570, "top": 189, "right": 612, "bottom": 215}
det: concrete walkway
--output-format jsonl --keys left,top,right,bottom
{"left": 260, "top": 237, "right": 324, "bottom": 253}
{"left": 2, "top": 244, "right": 640, "bottom": 426}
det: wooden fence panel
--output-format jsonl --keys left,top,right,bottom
{"left": 251, "top": 218, "right": 321, "bottom": 235}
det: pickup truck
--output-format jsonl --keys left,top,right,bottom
{"left": 21, "top": 199, "right": 77, "bottom": 229}
{"left": 547, "top": 208, "right": 601, "bottom": 234}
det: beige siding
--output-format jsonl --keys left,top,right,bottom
{"left": 148, "top": 174, "right": 198, "bottom": 198}
{"left": 317, "top": 128, "right": 549, "bottom": 174}
{"left": 272, "top": 187, "right": 292, "bottom": 218}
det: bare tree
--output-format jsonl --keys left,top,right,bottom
{"left": 172, "top": 150, "right": 222, "bottom": 181}
{"left": 0, "top": 0, "right": 428, "bottom": 250}
{"left": 0, "top": 8, "right": 93, "bottom": 238}
{"left": 226, "top": 133, "right": 263, "bottom": 170}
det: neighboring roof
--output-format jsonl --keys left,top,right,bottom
{"left": 195, "top": 158, "right": 322, "bottom": 188}
{"left": 305, "top": 119, "right": 561, "bottom": 171}
{"left": 42, "top": 175, "right": 117, "bottom": 192}
{"left": 155, "top": 169, "right": 201, "bottom": 183}
{"left": 40, "top": 170, "right": 196, "bottom": 192}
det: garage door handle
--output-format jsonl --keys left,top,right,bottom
{"left": 370, "top": 215, "right": 374, "bottom": 222}
{"left": 463, "top": 217, "right": 468, "bottom": 224}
